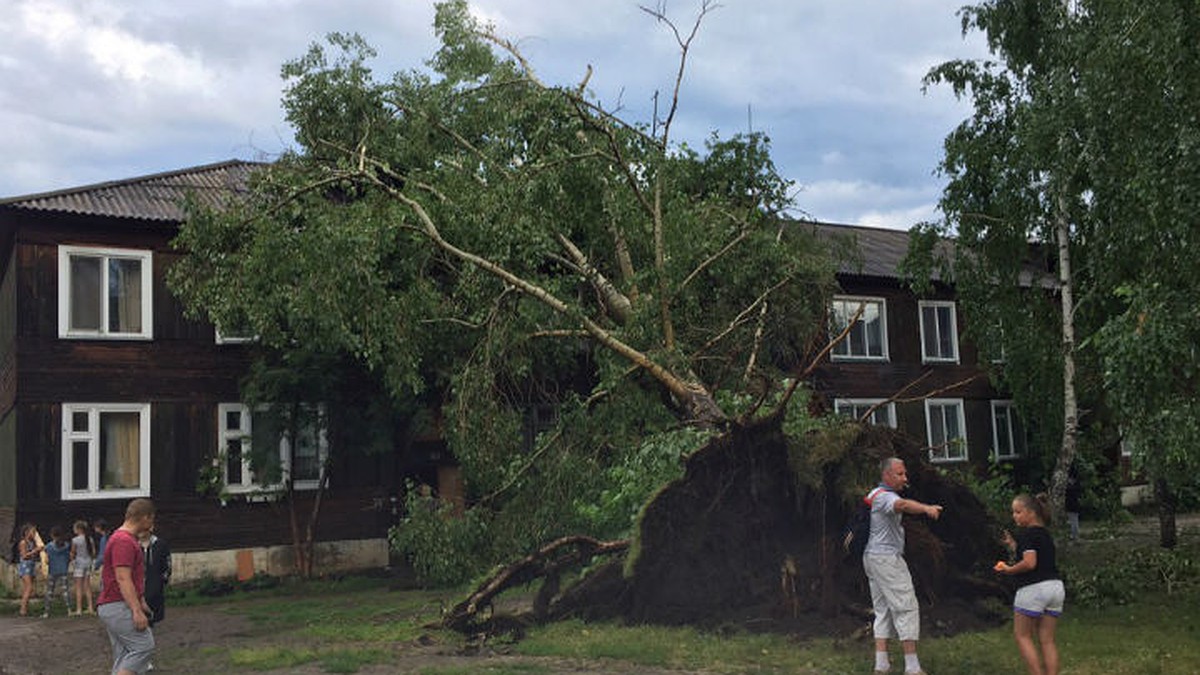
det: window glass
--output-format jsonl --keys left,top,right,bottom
{"left": 62, "top": 404, "right": 149, "bottom": 500}
{"left": 107, "top": 258, "right": 143, "bottom": 334}
{"left": 71, "top": 442, "right": 89, "bottom": 490}
{"left": 831, "top": 297, "right": 886, "bottom": 359}
{"left": 99, "top": 411, "right": 141, "bottom": 490}
{"left": 927, "top": 400, "right": 967, "bottom": 462}
{"left": 69, "top": 256, "right": 102, "bottom": 331}
{"left": 60, "top": 246, "right": 151, "bottom": 339}
{"left": 920, "top": 302, "right": 959, "bottom": 362}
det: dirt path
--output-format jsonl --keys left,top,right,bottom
{"left": 0, "top": 604, "right": 700, "bottom": 675}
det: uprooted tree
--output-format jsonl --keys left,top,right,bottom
{"left": 171, "top": 0, "right": 1008, "bottom": 633}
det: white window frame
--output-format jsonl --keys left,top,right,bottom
{"left": 925, "top": 398, "right": 968, "bottom": 463}
{"left": 218, "top": 403, "right": 328, "bottom": 494}
{"left": 918, "top": 300, "right": 959, "bottom": 364}
{"left": 830, "top": 295, "right": 889, "bottom": 362}
{"left": 61, "top": 403, "right": 151, "bottom": 500}
{"left": 833, "top": 398, "right": 897, "bottom": 428}
{"left": 58, "top": 245, "right": 153, "bottom": 340}
{"left": 991, "top": 400, "right": 1022, "bottom": 461}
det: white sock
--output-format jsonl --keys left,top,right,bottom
{"left": 875, "top": 651, "right": 890, "bottom": 671}
{"left": 904, "top": 652, "right": 922, "bottom": 673}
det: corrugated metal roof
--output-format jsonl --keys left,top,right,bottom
{"left": 0, "top": 159, "right": 260, "bottom": 223}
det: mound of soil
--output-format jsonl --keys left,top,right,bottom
{"left": 545, "top": 416, "right": 1010, "bottom": 638}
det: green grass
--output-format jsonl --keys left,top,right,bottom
{"left": 55, "top": 515, "right": 1200, "bottom": 673}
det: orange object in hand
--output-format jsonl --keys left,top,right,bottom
{"left": 993, "top": 561, "right": 1006, "bottom": 572}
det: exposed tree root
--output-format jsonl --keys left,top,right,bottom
{"left": 443, "top": 535, "right": 629, "bottom": 633}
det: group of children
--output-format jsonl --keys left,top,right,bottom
{"left": 17, "top": 519, "right": 108, "bottom": 618}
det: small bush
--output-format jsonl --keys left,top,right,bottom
{"left": 195, "top": 573, "right": 237, "bottom": 597}
{"left": 389, "top": 486, "right": 491, "bottom": 587}
{"left": 1066, "top": 545, "right": 1200, "bottom": 607}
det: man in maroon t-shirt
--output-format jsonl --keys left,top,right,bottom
{"left": 98, "top": 498, "right": 156, "bottom": 675}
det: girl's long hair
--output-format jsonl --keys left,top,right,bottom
{"left": 74, "top": 520, "right": 97, "bottom": 557}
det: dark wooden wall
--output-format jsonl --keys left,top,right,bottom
{"left": 813, "top": 276, "right": 1006, "bottom": 468}
{"left": 2, "top": 212, "right": 415, "bottom": 559}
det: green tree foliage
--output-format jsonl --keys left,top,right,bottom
{"left": 170, "top": 1, "right": 838, "bottom": 568}
{"left": 914, "top": 0, "right": 1200, "bottom": 544}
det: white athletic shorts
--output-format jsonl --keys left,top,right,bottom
{"left": 1014, "top": 579, "right": 1065, "bottom": 618}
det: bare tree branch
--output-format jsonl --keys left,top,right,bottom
{"left": 639, "top": 0, "right": 719, "bottom": 145}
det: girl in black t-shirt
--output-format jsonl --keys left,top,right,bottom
{"left": 994, "top": 493, "right": 1064, "bottom": 675}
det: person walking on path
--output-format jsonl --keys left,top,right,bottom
{"left": 98, "top": 498, "right": 156, "bottom": 675}
{"left": 995, "top": 493, "right": 1064, "bottom": 675}
{"left": 863, "top": 457, "right": 944, "bottom": 675}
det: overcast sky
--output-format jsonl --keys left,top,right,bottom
{"left": 0, "top": 0, "right": 989, "bottom": 229}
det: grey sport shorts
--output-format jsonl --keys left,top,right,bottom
{"left": 99, "top": 601, "right": 155, "bottom": 674}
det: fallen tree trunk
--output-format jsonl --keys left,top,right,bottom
{"left": 443, "top": 534, "right": 629, "bottom": 633}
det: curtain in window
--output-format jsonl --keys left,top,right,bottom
{"left": 100, "top": 411, "right": 140, "bottom": 489}
{"left": 108, "top": 258, "right": 142, "bottom": 333}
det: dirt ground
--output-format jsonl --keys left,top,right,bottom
{"left": 3, "top": 513, "right": 1195, "bottom": 675}
{"left": 0, "top": 603, "right": 712, "bottom": 675}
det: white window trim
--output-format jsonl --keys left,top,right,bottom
{"left": 925, "top": 398, "right": 968, "bottom": 463}
{"left": 218, "top": 403, "right": 328, "bottom": 494}
{"left": 991, "top": 400, "right": 1021, "bottom": 461}
{"left": 61, "top": 403, "right": 151, "bottom": 501}
{"left": 918, "top": 300, "right": 959, "bottom": 364}
{"left": 833, "top": 398, "right": 897, "bottom": 428}
{"left": 830, "top": 295, "right": 889, "bottom": 362}
{"left": 58, "top": 245, "right": 154, "bottom": 340}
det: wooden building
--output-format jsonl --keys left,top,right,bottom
{"left": 0, "top": 161, "right": 459, "bottom": 589}
{"left": 807, "top": 222, "right": 1019, "bottom": 469}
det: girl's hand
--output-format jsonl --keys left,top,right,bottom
{"left": 993, "top": 560, "right": 1008, "bottom": 573}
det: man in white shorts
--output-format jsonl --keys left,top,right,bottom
{"left": 863, "top": 457, "right": 944, "bottom": 675}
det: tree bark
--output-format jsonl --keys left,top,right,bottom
{"left": 1048, "top": 194, "right": 1079, "bottom": 525}
{"left": 1154, "top": 477, "right": 1178, "bottom": 549}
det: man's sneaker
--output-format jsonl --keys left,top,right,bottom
{"left": 40, "top": 611, "right": 48, "bottom": 618}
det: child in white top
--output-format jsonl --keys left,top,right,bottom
{"left": 69, "top": 519, "right": 96, "bottom": 615}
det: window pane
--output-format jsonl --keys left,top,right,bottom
{"left": 71, "top": 441, "right": 89, "bottom": 490}
{"left": 226, "top": 439, "right": 243, "bottom": 485}
{"left": 69, "top": 256, "right": 102, "bottom": 331}
{"left": 99, "top": 412, "right": 140, "bottom": 489}
{"left": 937, "top": 307, "right": 954, "bottom": 357}
{"left": 930, "top": 407, "right": 946, "bottom": 448}
{"left": 292, "top": 425, "right": 320, "bottom": 482}
{"left": 994, "top": 408, "right": 1012, "bottom": 456}
{"left": 922, "top": 306, "right": 938, "bottom": 357}
{"left": 863, "top": 305, "right": 882, "bottom": 356}
{"left": 108, "top": 258, "right": 143, "bottom": 334}
{"left": 251, "top": 411, "right": 282, "bottom": 484}
{"left": 72, "top": 411, "right": 89, "bottom": 433}
{"left": 848, "top": 319, "right": 866, "bottom": 355}
{"left": 225, "top": 410, "right": 241, "bottom": 432}
{"left": 944, "top": 405, "right": 961, "bottom": 440}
